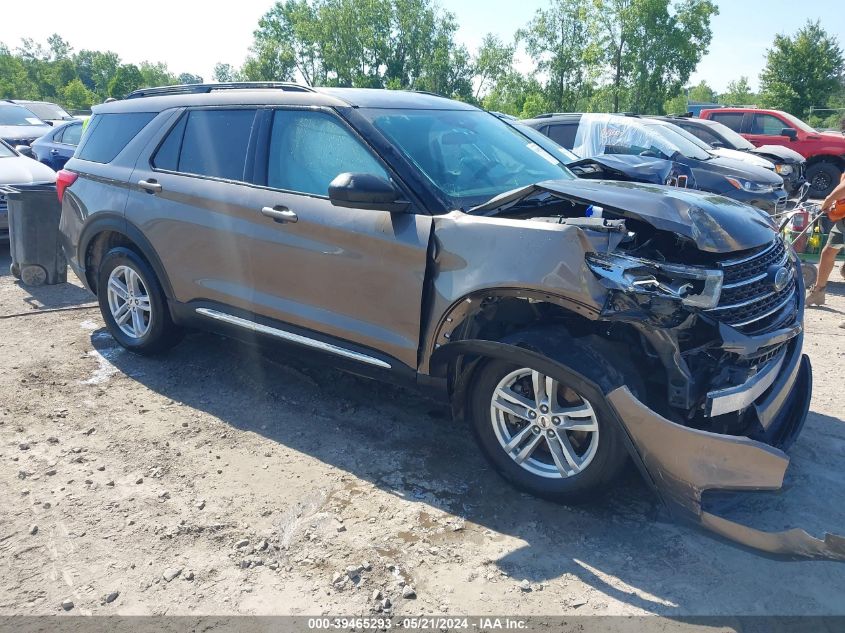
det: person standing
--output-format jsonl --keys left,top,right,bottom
{"left": 805, "top": 172, "right": 845, "bottom": 328}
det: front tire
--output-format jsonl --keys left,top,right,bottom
{"left": 806, "top": 162, "right": 841, "bottom": 199}
{"left": 97, "top": 247, "right": 181, "bottom": 354}
{"left": 468, "top": 359, "right": 628, "bottom": 504}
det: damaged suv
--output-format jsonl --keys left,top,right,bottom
{"left": 59, "top": 84, "right": 829, "bottom": 557}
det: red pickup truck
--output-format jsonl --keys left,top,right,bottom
{"left": 699, "top": 107, "right": 845, "bottom": 198}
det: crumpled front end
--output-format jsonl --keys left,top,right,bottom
{"left": 595, "top": 242, "right": 843, "bottom": 559}
{"left": 459, "top": 180, "right": 842, "bottom": 559}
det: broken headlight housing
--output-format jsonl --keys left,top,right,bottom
{"left": 586, "top": 253, "right": 723, "bottom": 309}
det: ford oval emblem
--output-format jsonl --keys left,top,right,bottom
{"left": 772, "top": 266, "right": 791, "bottom": 292}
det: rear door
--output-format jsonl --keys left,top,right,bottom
{"left": 125, "top": 107, "right": 264, "bottom": 312}
{"left": 244, "top": 107, "right": 432, "bottom": 369}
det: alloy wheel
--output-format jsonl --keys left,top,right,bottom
{"left": 489, "top": 368, "right": 599, "bottom": 479}
{"left": 106, "top": 265, "right": 152, "bottom": 339}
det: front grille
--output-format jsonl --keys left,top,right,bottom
{"left": 705, "top": 238, "right": 798, "bottom": 334}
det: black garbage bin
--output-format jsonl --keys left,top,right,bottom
{"left": 2, "top": 183, "right": 67, "bottom": 286}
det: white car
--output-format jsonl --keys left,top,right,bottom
{"left": 0, "top": 139, "right": 56, "bottom": 240}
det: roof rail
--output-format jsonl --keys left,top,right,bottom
{"left": 125, "top": 82, "right": 315, "bottom": 100}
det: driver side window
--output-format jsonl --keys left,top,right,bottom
{"left": 268, "top": 110, "right": 389, "bottom": 196}
{"left": 751, "top": 114, "right": 787, "bottom": 135}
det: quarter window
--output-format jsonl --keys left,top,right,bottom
{"left": 267, "top": 110, "right": 388, "bottom": 196}
{"left": 60, "top": 123, "right": 82, "bottom": 146}
{"left": 709, "top": 112, "right": 744, "bottom": 132}
{"left": 77, "top": 112, "right": 155, "bottom": 163}
{"left": 153, "top": 109, "right": 257, "bottom": 181}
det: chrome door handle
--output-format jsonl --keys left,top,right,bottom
{"left": 138, "top": 179, "right": 162, "bottom": 194}
{"left": 260, "top": 206, "right": 298, "bottom": 223}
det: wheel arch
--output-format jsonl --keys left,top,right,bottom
{"left": 423, "top": 288, "right": 601, "bottom": 373}
{"left": 78, "top": 215, "right": 174, "bottom": 300}
{"left": 805, "top": 154, "right": 845, "bottom": 170}
{"left": 433, "top": 327, "right": 656, "bottom": 491}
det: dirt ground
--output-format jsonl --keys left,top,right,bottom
{"left": 1, "top": 241, "right": 844, "bottom": 619}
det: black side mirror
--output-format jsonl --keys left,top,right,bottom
{"left": 781, "top": 127, "right": 797, "bottom": 141}
{"left": 710, "top": 141, "right": 724, "bottom": 149}
{"left": 328, "top": 173, "right": 410, "bottom": 213}
{"left": 15, "top": 145, "right": 35, "bottom": 159}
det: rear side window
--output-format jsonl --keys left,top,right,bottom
{"left": 77, "top": 112, "right": 155, "bottom": 163}
{"left": 267, "top": 110, "right": 388, "bottom": 196}
{"left": 546, "top": 123, "right": 578, "bottom": 149}
{"left": 708, "top": 112, "right": 744, "bottom": 132}
{"left": 679, "top": 123, "right": 719, "bottom": 145}
{"left": 59, "top": 124, "right": 82, "bottom": 146}
{"left": 153, "top": 109, "right": 257, "bottom": 181}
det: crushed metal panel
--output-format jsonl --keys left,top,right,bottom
{"left": 701, "top": 513, "right": 845, "bottom": 561}
{"left": 606, "top": 386, "right": 845, "bottom": 560}
{"left": 606, "top": 386, "right": 788, "bottom": 515}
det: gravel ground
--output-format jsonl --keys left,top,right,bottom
{"left": 1, "top": 242, "right": 844, "bottom": 619}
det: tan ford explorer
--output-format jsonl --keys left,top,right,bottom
{"left": 56, "top": 83, "right": 841, "bottom": 559}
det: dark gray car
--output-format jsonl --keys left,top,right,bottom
{"left": 0, "top": 101, "right": 52, "bottom": 147}
{"left": 58, "top": 83, "right": 841, "bottom": 560}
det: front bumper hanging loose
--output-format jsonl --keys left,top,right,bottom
{"left": 606, "top": 354, "right": 845, "bottom": 561}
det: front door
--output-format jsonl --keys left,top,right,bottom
{"left": 244, "top": 108, "right": 432, "bottom": 370}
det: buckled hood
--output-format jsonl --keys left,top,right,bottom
{"left": 472, "top": 179, "right": 776, "bottom": 253}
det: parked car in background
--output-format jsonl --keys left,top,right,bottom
{"left": 0, "top": 101, "right": 52, "bottom": 148}
{"left": 659, "top": 114, "right": 806, "bottom": 195}
{"left": 31, "top": 119, "right": 84, "bottom": 170}
{"left": 523, "top": 113, "right": 786, "bottom": 212}
{"left": 503, "top": 118, "right": 697, "bottom": 189}
{"left": 699, "top": 107, "right": 845, "bottom": 198}
{"left": 12, "top": 100, "right": 77, "bottom": 126}
{"left": 0, "top": 139, "right": 56, "bottom": 240}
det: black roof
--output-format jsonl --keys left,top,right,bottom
{"left": 95, "top": 83, "right": 476, "bottom": 114}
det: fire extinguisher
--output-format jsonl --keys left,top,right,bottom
{"left": 790, "top": 208, "right": 810, "bottom": 253}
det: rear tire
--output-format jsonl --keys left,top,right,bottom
{"left": 97, "top": 247, "right": 182, "bottom": 354}
{"left": 806, "top": 162, "right": 841, "bottom": 199}
{"left": 467, "top": 358, "right": 629, "bottom": 504}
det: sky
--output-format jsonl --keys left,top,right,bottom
{"left": 0, "top": 0, "right": 843, "bottom": 93}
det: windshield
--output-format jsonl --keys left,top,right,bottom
{"left": 0, "top": 140, "right": 15, "bottom": 157}
{"left": 360, "top": 108, "right": 575, "bottom": 210}
{"left": 21, "top": 102, "right": 72, "bottom": 121}
{"left": 0, "top": 104, "right": 46, "bottom": 127}
{"left": 645, "top": 123, "right": 712, "bottom": 160}
{"left": 779, "top": 111, "right": 816, "bottom": 134}
{"left": 707, "top": 120, "right": 755, "bottom": 150}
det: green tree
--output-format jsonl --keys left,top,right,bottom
{"left": 177, "top": 72, "right": 203, "bottom": 85}
{"left": 719, "top": 76, "right": 755, "bottom": 105}
{"left": 108, "top": 63, "right": 144, "bottom": 97}
{"left": 213, "top": 63, "right": 242, "bottom": 82}
{"left": 688, "top": 80, "right": 716, "bottom": 102}
{"left": 472, "top": 34, "right": 515, "bottom": 101}
{"left": 139, "top": 61, "right": 176, "bottom": 88}
{"left": 518, "top": 0, "right": 599, "bottom": 112}
{"left": 759, "top": 20, "right": 844, "bottom": 118}
{"left": 250, "top": 0, "right": 473, "bottom": 98}
{"left": 482, "top": 72, "right": 545, "bottom": 117}
{"left": 593, "top": 0, "right": 718, "bottom": 114}
{"left": 62, "top": 78, "right": 95, "bottom": 111}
